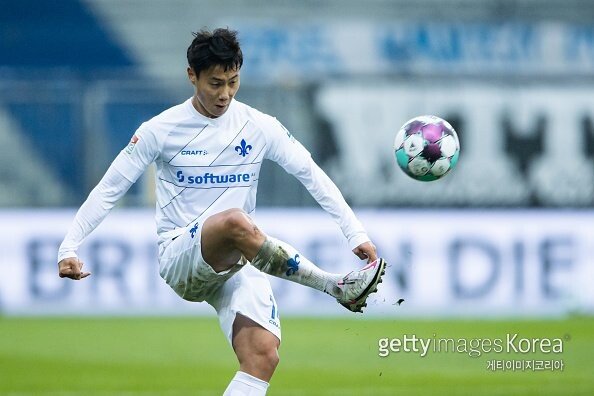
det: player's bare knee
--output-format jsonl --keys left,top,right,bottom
{"left": 252, "top": 345, "right": 279, "bottom": 373}
{"left": 266, "top": 347, "right": 280, "bottom": 370}
{"left": 236, "top": 344, "right": 279, "bottom": 376}
{"left": 234, "top": 326, "right": 279, "bottom": 374}
{"left": 222, "top": 209, "right": 263, "bottom": 243}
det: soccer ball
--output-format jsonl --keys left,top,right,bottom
{"left": 394, "top": 115, "right": 460, "bottom": 181}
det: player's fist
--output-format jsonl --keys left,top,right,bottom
{"left": 352, "top": 241, "right": 378, "bottom": 263}
{"left": 58, "top": 257, "right": 91, "bottom": 280}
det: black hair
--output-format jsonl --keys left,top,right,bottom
{"left": 187, "top": 28, "right": 243, "bottom": 77}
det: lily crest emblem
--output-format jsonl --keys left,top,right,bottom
{"left": 286, "top": 254, "right": 300, "bottom": 276}
{"left": 190, "top": 222, "right": 199, "bottom": 238}
{"left": 235, "top": 139, "right": 252, "bottom": 157}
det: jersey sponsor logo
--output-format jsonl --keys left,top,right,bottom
{"left": 269, "top": 295, "right": 280, "bottom": 328}
{"left": 234, "top": 139, "right": 252, "bottom": 157}
{"left": 175, "top": 170, "right": 252, "bottom": 185}
{"left": 125, "top": 135, "right": 139, "bottom": 154}
{"left": 181, "top": 149, "right": 208, "bottom": 156}
{"left": 285, "top": 254, "right": 300, "bottom": 276}
{"left": 269, "top": 318, "right": 280, "bottom": 328}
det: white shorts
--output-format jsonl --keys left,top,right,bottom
{"left": 158, "top": 221, "right": 281, "bottom": 344}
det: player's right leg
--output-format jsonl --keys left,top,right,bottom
{"left": 202, "top": 208, "right": 386, "bottom": 313}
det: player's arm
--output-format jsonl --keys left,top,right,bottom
{"left": 294, "top": 156, "right": 378, "bottom": 262}
{"left": 262, "top": 117, "right": 376, "bottom": 261}
{"left": 58, "top": 129, "right": 159, "bottom": 280}
{"left": 57, "top": 164, "right": 134, "bottom": 280}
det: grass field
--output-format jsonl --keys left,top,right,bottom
{"left": 1, "top": 316, "right": 593, "bottom": 395}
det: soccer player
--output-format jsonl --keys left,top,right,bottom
{"left": 57, "top": 28, "right": 386, "bottom": 395}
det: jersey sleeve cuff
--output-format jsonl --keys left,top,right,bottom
{"left": 57, "top": 250, "right": 78, "bottom": 263}
{"left": 348, "top": 233, "right": 371, "bottom": 251}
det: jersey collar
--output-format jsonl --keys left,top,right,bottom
{"left": 185, "top": 97, "right": 234, "bottom": 124}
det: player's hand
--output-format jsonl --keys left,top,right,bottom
{"left": 58, "top": 258, "right": 91, "bottom": 280}
{"left": 352, "top": 241, "right": 378, "bottom": 263}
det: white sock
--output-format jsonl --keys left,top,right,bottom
{"left": 251, "top": 237, "right": 343, "bottom": 297}
{"left": 223, "top": 371, "right": 269, "bottom": 396}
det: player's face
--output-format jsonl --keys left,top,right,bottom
{"left": 188, "top": 65, "right": 240, "bottom": 118}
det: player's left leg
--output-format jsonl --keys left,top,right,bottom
{"left": 222, "top": 314, "right": 279, "bottom": 395}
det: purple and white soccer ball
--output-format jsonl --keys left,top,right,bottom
{"left": 394, "top": 115, "right": 460, "bottom": 181}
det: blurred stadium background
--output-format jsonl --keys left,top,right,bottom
{"left": 0, "top": 0, "right": 593, "bottom": 394}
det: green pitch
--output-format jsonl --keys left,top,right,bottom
{"left": 1, "top": 316, "right": 592, "bottom": 395}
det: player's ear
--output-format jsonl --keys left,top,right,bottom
{"left": 187, "top": 67, "right": 196, "bottom": 85}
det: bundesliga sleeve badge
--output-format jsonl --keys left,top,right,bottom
{"left": 125, "top": 135, "right": 139, "bottom": 154}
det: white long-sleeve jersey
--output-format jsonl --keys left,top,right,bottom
{"left": 58, "top": 98, "right": 370, "bottom": 263}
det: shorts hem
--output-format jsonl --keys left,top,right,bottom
{"left": 228, "top": 310, "right": 282, "bottom": 346}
